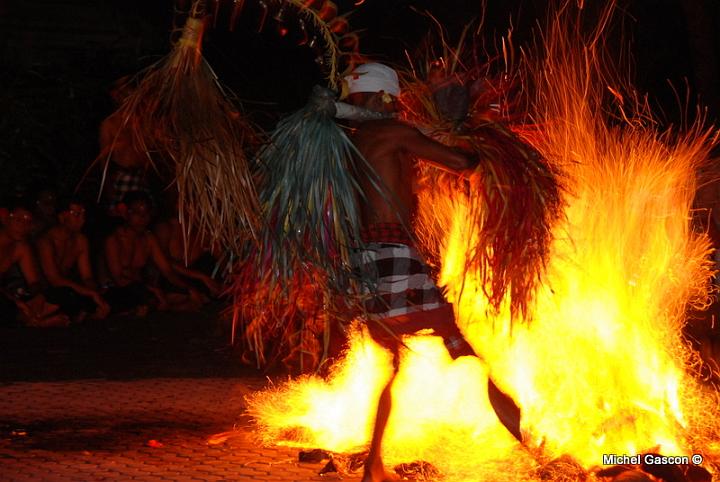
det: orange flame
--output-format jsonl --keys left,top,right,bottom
{"left": 247, "top": 2, "right": 720, "bottom": 480}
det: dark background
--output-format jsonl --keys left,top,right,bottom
{"left": 1, "top": 0, "right": 719, "bottom": 197}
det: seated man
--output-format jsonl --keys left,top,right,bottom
{"left": 103, "top": 191, "right": 206, "bottom": 313}
{"left": 153, "top": 207, "right": 223, "bottom": 298}
{"left": 36, "top": 199, "right": 110, "bottom": 321}
{"left": 0, "top": 197, "right": 67, "bottom": 327}
{"left": 32, "top": 187, "right": 59, "bottom": 236}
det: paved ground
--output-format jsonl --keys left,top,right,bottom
{"left": 0, "top": 306, "right": 362, "bottom": 482}
{"left": 2, "top": 304, "right": 719, "bottom": 481}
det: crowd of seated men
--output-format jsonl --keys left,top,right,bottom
{"left": 0, "top": 187, "right": 223, "bottom": 328}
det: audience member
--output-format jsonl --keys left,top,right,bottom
{"left": 154, "top": 206, "right": 223, "bottom": 298}
{"left": 0, "top": 197, "right": 67, "bottom": 327}
{"left": 103, "top": 191, "right": 206, "bottom": 313}
{"left": 36, "top": 199, "right": 111, "bottom": 321}
{"left": 32, "top": 187, "right": 59, "bottom": 236}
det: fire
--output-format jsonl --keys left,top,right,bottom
{"left": 247, "top": 3, "right": 720, "bottom": 480}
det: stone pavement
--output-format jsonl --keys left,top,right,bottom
{"left": 0, "top": 308, "right": 364, "bottom": 482}
{"left": 0, "top": 377, "right": 362, "bottom": 481}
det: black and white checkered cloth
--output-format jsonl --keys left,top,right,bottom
{"left": 354, "top": 241, "right": 476, "bottom": 360}
{"left": 355, "top": 242, "right": 445, "bottom": 319}
{"left": 108, "top": 169, "right": 152, "bottom": 211}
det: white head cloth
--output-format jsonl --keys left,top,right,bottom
{"left": 344, "top": 63, "right": 401, "bottom": 97}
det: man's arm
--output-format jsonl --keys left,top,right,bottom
{"left": 147, "top": 234, "right": 201, "bottom": 296}
{"left": 37, "top": 237, "right": 95, "bottom": 296}
{"left": 170, "top": 262, "right": 222, "bottom": 297}
{"left": 105, "top": 235, "right": 133, "bottom": 286}
{"left": 399, "top": 124, "right": 476, "bottom": 174}
{"left": 15, "top": 243, "right": 43, "bottom": 296}
{"left": 38, "top": 236, "right": 109, "bottom": 317}
{"left": 76, "top": 236, "right": 99, "bottom": 290}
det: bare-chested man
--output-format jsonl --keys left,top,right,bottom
{"left": 0, "top": 197, "right": 67, "bottom": 326}
{"left": 154, "top": 202, "right": 222, "bottom": 298}
{"left": 343, "top": 63, "right": 521, "bottom": 482}
{"left": 103, "top": 191, "right": 205, "bottom": 313}
{"left": 36, "top": 199, "right": 110, "bottom": 320}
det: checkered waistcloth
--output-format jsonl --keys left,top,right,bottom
{"left": 355, "top": 223, "right": 476, "bottom": 360}
{"left": 356, "top": 242, "right": 445, "bottom": 319}
{"left": 107, "top": 168, "right": 152, "bottom": 212}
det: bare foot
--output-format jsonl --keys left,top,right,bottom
{"left": 30, "top": 312, "right": 70, "bottom": 328}
{"left": 135, "top": 304, "right": 150, "bottom": 317}
{"left": 362, "top": 460, "right": 399, "bottom": 482}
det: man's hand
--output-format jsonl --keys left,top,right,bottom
{"left": 201, "top": 276, "right": 223, "bottom": 298}
{"left": 308, "top": 85, "right": 338, "bottom": 116}
{"left": 189, "top": 288, "right": 208, "bottom": 305}
{"left": 92, "top": 294, "right": 111, "bottom": 320}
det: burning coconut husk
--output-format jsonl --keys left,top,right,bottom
{"left": 247, "top": 1, "right": 720, "bottom": 481}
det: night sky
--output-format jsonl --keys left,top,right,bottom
{"left": 1, "top": 0, "right": 719, "bottom": 195}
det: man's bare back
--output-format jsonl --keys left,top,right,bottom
{"left": 352, "top": 118, "right": 473, "bottom": 227}
{"left": 343, "top": 65, "right": 478, "bottom": 482}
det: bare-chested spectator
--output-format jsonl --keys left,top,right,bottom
{"left": 0, "top": 197, "right": 67, "bottom": 327}
{"left": 154, "top": 202, "right": 223, "bottom": 298}
{"left": 103, "top": 191, "right": 206, "bottom": 313}
{"left": 32, "top": 187, "right": 59, "bottom": 236}
{"left": 36, "top": 199, "right": 110, "bottom": 321}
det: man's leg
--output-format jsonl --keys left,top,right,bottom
{"left": 363, "top": 356, "right": 400, "bottom": 482}
{"left": 436, "top": 320, "right": 523, "bottom": 443}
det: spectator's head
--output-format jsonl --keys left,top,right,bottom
{"left": 117, "top": 191, "right": 153, "bottom": 230}
{"left": 34, "top": 188, "right": 58, "bottom": 220}
{"left": 57, "top": 198, "right": 87, "bottom": 233}
{"left": 0, "top": 197, "right": 36, "bottom": 241}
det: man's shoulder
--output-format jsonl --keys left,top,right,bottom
{"left": 355, "top": 119, "right": 420, "bottom": 147}
{"left": 0, "top": 230, "right": 13, "bottom": 246}
{"left": 0, "top": 233, "right": 28, "bottom": 260}
{"left": 357, "top": 118, "right": 413, "bottom": 132}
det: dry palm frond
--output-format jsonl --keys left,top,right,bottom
{"left": 401, "top": 25, "right": 564, "bottom": 321}
{"left": 282, "top": 0, "right": 363, "bottom": 86}
{"left": 229, "top": 257, "right": 342, "bottom": 372}
{"left": 255, "top": 87, "right": 367, "bottom": 293}
{"left": 230, "top": 87, "right": 376, "bottom": 370}
{"left": 100, "top": 6, "right": 261, "bottom": 254}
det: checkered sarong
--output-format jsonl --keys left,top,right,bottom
{"left": 356, "top": 242, "right": 445, "bottom": 319}
{"left": 355, "top": 241, "right": 475, "bottom": 360}
{"left": 360, "top": 222, "right": 413, "bottom": 245}
{"left": 108, "top": 169, "right": 152, "bottom": 211}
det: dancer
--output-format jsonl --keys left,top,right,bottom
{"left": 343, "top": 63, "right": 522, "bottom": 482}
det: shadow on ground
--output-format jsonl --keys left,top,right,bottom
{"left": 0, "top": 302, "right": 258, "bottom": 382}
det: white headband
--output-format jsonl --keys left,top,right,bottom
{"left": 344, "top": 63, "right": 401, "bottom": 97}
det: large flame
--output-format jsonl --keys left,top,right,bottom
{"left": 247, "top": 3, "right": 720, "bottom": 480}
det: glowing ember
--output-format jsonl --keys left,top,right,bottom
{"left": 247, "top": 3, "right": 720, "bottom": 481}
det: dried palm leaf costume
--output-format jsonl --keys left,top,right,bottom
{"left": 96, "top": 0, "right": 561, "bottom": 375}
{"left": 94, "top": 3, "right": 260, "bottom": 257}
{"left": 237, "top": 55, "right": 560, "bottom": 388}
